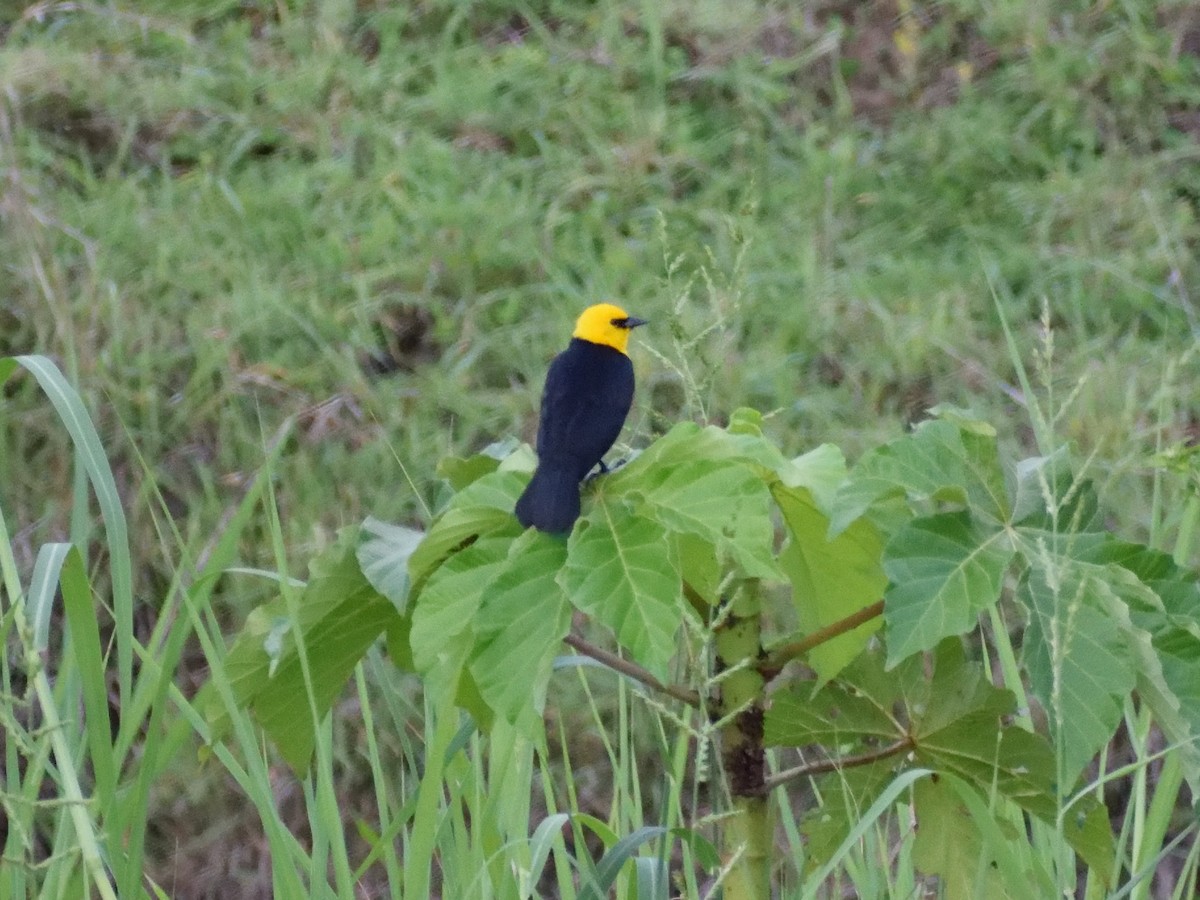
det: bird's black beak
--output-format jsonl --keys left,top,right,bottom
{"left": 614, "top": 316, "right": 648, "bottom": 329}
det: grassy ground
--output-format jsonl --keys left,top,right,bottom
{"left": 2, "top": 0, "right": 1200, "bottom": 895}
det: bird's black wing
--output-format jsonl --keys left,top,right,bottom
{"left": 536, "top": 340, "right": 634, "bottom": 481}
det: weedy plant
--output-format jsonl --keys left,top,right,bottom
{"left": 234, "top": 410, "right": 1192, "bottom": 898}
{"left": 202, "top": 301, "right": 1200, "bottom": 896}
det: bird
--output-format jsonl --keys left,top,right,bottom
{"left": 515, "top": 303, "right": 648, "bottom": 533}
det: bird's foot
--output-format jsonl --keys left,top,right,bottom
{"left": 583, "top": 457, "right": 628, "bottom": 484}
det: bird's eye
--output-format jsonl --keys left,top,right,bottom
{"left": 611, "top": 317, "right": 628, "bottom": 328}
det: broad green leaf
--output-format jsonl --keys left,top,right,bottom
{"left": 883, "top": 511, "right": 1014, "bottom": 665}
{"left": 408, "top": 471, "right": 524, "bottom": 588}
{"left": 900, "top": 637, "right": 1005, "bottom": 733}
{"left": 447, "top": 467, "right": 528, "bottom": 512}
{"left": 674, "top": 532, "right": 721, "bottom": 607}
{"left": 607, "top": 418, "right": 794, "bottom": 488}
{"left": 469, "top": 533, "right": 571, "bottom": 726}
{"left": 1134, "top": 595, "right": 1200, "bottom": 748}
{"left": 601, "top": 422, "right": 708, "bottom": 483}
{"left": 726, "top": 406, "right": 766, "bottom": 435}
{"left": 1012, "top": 533, "right": 1193, "bottom": 785}
{"left": 1077, "top": 539, "right": 1193, "bottom": 595}
{"left": 408, "top": 505, "right": 519, "bottom": 590}
{"left": 913, "top": 672, "right": 1112, "bottom": 874}
{"left": 402, "top": 611, "right": 493, "bottom": 729}
{"left": 451, "top": 667, "right": 494, "bottom": 731}
{"left": 727, "top": 405, "right": 844, "bottom": 487}
{"left": 829, "top": 419, "right": 971, "bottom": 532}
{"left": 764, "top": 679, "right": 899, "bottom": 748}
{"left": 631, "top": 458, "right": 780, "bottom": 579}
{"left": 252, "top": 596, "right": 398, "bottom": 773}
{"left": 775, "top": 485, "right": 886, "bottom": 680}
{"left": 436, "top": 437, "right": 524, "bottom": 490}
{"left": 920, "top": 408, "right": 1009, "bottom": 522}
{"left": 766, "top": 649, "right": 924, "bottom": 747}
{"left": 437, "top": 452, "right": 500, "bottom": 491}
{"left": 801, "top": 764, "right": 898, "bottom": 871}
{"left": 773, "top": 642, "right": 1113, "bottom": 879}
{"left": 830, "top": 418, "right": 1008, "bottom": 535}
{"left": 561, "top": 506, "right": 682, "bottom": 681}
{"left": 912, "top": 642, "right": 1115, "bottom": 878}
{"left": 921, "top": 715, "right": 1113, "bottom": 878}
{"left": 223, "top": 530, "right": 399, "bottom": 771}
{"left": 1155, "top": 648, "right": 1200, "bottom": 757}
{"left": 410, "top": 537, "right": 510, "bottom": 672}
{"left": 1019, "top": 561, "right": 1135, "bottom": 786}
{"left": 912, "top": 775, "right": 1032, "bottom": 899}
{"left": 358, "top": 516, "right": 424, "bottom": 612}
{"left": 787, "top": 443, "right": 848, "bottom": 513}
{"left": 386, "top": 612, "right": 414, "bottom": 672}
{"left": 1078, "top": 548, "right": 1200, "bottom": 788}
{"left": 958, "top": 426, "right": 1009, "bottom": 520}
{"left": 766, "top": 642, "right": 986, "bottom": 750}
{"left": 1076, "top": 541, "right": 1200, "bottom": 785}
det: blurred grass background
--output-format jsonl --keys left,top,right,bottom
{"left": 5, "top": 0, "right": 1199, "bottom": 553}
{"left": 2, "top": 0, "right": 1199, "bottom": 894}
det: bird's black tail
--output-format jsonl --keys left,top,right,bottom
{"left": 515, "top": 466, "right": 581, "bottom": 534}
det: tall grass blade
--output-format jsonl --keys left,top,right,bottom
{"left": 11, "top": 355, "right": 134, "bottom": 710}
{"left": 578, "top": 825, "right": 669, "bottom": 900}
{"left": 24, "top": 545, "right": 118, "bottom": 900}
{"left": 26, "top": 542, "right": 69, "bottom": 654}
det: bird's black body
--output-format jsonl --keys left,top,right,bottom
{"left": 515, "top": 337, "right": 635, "bottom": 533}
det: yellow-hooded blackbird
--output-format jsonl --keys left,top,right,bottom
{"left": 515, "top": 303, "right": 647, "bottom": 533}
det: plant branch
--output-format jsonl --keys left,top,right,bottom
{"left": 755, "top": 738, "right": 912, "bottom": 796}
{"left": 563, "top": 633, "right": 701, "bottom": 708}
{"left": 758, "top": 600, "right": 885, "bottom": 675}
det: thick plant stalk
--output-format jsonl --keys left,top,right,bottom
{"left": 714, "top": 581, "right": 771, "bottom": 900}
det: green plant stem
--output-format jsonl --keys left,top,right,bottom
{"left": 563, "top": 633, "right": 701, "bottom": 707}
{"left": 757, "top": 738, "right": 912, "bottom": 796}
{"left": 1130, "top": 748, "right": 1185, "bottom": 900}
{"left": 758, "top": 600, "right": 885, "bottom": 675}
{"left": 32, "top": 663, "right": 116, "bottom": 900}
{"left": 713, "top": 582, "right": 770, "bottom": 900}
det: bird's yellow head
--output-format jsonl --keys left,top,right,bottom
{"left": 572, "top": 303, "right": 648, "bottom": 355}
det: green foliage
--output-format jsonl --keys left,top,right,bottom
{"left": 910, "top": 773, "right": 1042, "bottom": 899}
{"left": 562, "top": 510, "right": 682, "bottom": 681}
{"left": 883, "top": 510, "right": 1016, "bottom": 661}
{"left": 469, "top": 532, "right": 571, "bottom": 725}
{"left": 766, "top": 641, "right": 1113, "bottom": 883}
{"left": 7, "top": 348, "right": 1200, "bottom": 895}
{"left": 775, "top": 484, "right": 886, "bottom": 679}
{"left": 1, "top": 354, "right": 305, "bottom": 899}
{"left": 838, "top": 417, "right": 1200, "bottom": 788}
{"left": 210, "top": 527, "right": 401, "bottom": 772}
{"left": 357, "top": 516, "right": 423, "bottom": 613}
{"left": 213, "top": 404, "right": 1200, "bottom": 893}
